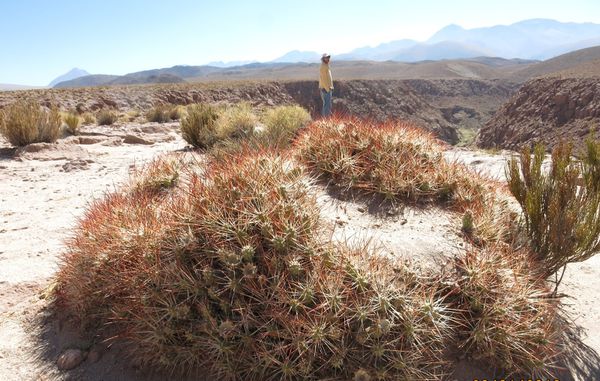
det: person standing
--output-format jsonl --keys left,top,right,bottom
{"left": 319, "top": 53, "right": 333, "bottom": 117}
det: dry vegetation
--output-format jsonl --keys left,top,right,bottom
{"left": 49, "top": 109, "right": 600, "bottom": 379}
{"left": 0, "top": 100, "right": 61, "bottom": 146}
{"left": 96, "top": 109, "right": 119, "bottom": 126}
{"left": 61, "top": 112, "right": 81, "bottom": 135}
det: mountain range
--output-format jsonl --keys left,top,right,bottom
{"left": 274, "top": 19, "right": 600, "bottom": 63}
{"left": 8, "top": 18, "right": 600, "bottom": 89}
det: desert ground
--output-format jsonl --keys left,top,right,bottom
{"left": 1, "top": 117, "right": 599, "bottom": 381}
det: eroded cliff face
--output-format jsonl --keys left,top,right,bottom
{"left": 0, "top": 79, "right": 518, "bottom": 145}
{"left": 478, "top": 77, "right": 600, "bottom": 150}
{"left": 283, "top": 80, "right": 460, "bottom": 143}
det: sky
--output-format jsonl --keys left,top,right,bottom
{"left": 2, "top": 0, "right": 600, "bottom": 86}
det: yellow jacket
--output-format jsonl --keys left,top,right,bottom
{"left": 319, "top": 63, "right": 333, "bottom": 91}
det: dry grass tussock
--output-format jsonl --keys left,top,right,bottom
{"left": 96, "top": 109, "right": 119, "bottom": 126}
{"left": 261, "top": 105, "right": 311, "bottom": 149}
{"left": 215, "top": 102, "right": 257, "bottom": 140}
{"left": 145, "top": 104, "right": 186, "bottom": 123}
{"left": 0, "top": 99, "right": 61, "bottom": 146}
{"left": 61, "top": 112, "right": 81, "bottom": 135}
{"left": 180, "top": 103, "right": 311, "bottom": 154}
{"left": 55, "top": 116, "right": 567, "bottom": 379}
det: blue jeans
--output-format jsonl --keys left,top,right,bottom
{"left": 320, "top": 88, "right": 332, "bottom": 117}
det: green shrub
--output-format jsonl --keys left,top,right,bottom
{"left": 180, "top": 103, "right": 221, "bottom": 149}
{"left": 216, "top": 102, "right": 257, "bottom": 140}
{"left": 582, "top": 133, "right": 600, "bottom": 193}
{"left": 62, "top": 112, "right": 81, "bottom": 135}
{"left": 96, "top": 109, "right": 118, "bottom": 126}
{"left": 261, "top": 105, "right": 311, "bottom": 148}
{"left": 0, "top": 100, "right": 61, "bottom": 146}
{"left": 506, "top": 142, "right": 600, "bottom": 280}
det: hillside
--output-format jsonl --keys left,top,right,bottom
{"left": 477, "top": 77, "right": 600, "bottom": 150}
{"left": 512, "top": 45, "right": 600, "bottom": 80}
{"left": 54, "top": 75, "right": 120, "bottom": 88}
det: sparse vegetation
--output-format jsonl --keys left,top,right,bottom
{"left": 180, "top": 103, "right": 221, "bottom": 149}
{"left": 124, "top": 109, "right": 141, "bottom": 122}
{"left": 96, "top": 109, "right": 119, "bottom": 126}
{"left": 507, "top": 141, "right": 600, "bottom": 283}
{"left": 0, "top": 100, "right": 61, "bottom": 146}
{"left": 145, "top": 104, "right": 172, "bottom": 123}
{"left": 457, "top": 126, "right": 478, "bottom": 147}
{"left": 261, "top": 105, "right": 311, "bottom": 148}
{"left": 169, "top": 105, "right": 186, "bottom": 121}
{"left": 62, "top": 112, "right": 81, "bottom": 135}
{"left": 81, "top": 112, "right": 96, "bottom": 125}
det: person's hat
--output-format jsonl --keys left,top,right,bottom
{"left": 321, "top": 53, "right": 331, "bottom": 59}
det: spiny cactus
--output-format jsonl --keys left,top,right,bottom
{"left": 56, "top": 151, "right": 453, "bottom": 380}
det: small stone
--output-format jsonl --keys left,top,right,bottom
{"left": 357, "top": 206, "right": 366, "bottom": 213}
{"left": 400, "top": 218, "right": 407, "bottom": 225}
{"left": 87, "top": 344, "right": 105, "bottom": 363}
{"left": 122, "top": 134, "right": 154, "bottom": 145}
{"left": 57, "top": 348, "right": 87, "bottom": 370}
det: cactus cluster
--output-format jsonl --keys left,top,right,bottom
{"left": 56, "top": 151, "right": 455, "bottom": 380}
{"left": 55, "top": 116, "right": 565, "bottom": 379}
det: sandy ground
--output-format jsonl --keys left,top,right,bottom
{"left": 1, "top": 124, "right": 599, "bottom": 380}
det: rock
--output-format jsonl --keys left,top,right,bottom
{"left": 62, "top": 159, "right": 90, "bottom": 172}
{"left": 553, "top": 93, "right": 568, "bottom": 106}
{"left": 87, "top": 344, "right": 106, "bottom": 363}
{"left": 57, "top": 348, "right": 87, "bottom": 370}
{"left": 77, "top": 136, "right": 106, "bottom": 145}
{"left": 122, "top": 134, "right": 154, "bottom": 145}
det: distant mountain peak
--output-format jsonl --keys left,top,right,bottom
{"left": 272, "top": 50, "right": 320, "bottom": 63}
{"left": 49, "top": 68, "right": 90, "bottom": 87}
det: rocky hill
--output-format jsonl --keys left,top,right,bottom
{"left": 477, "top": 77, "right": 600, "bottom": 150}
{"left": 1, "top": 79, "right": 518, "bottom": 145}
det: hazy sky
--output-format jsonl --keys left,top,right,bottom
{"left": 2, "top": 0, "right": 600, "bottom": 85}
